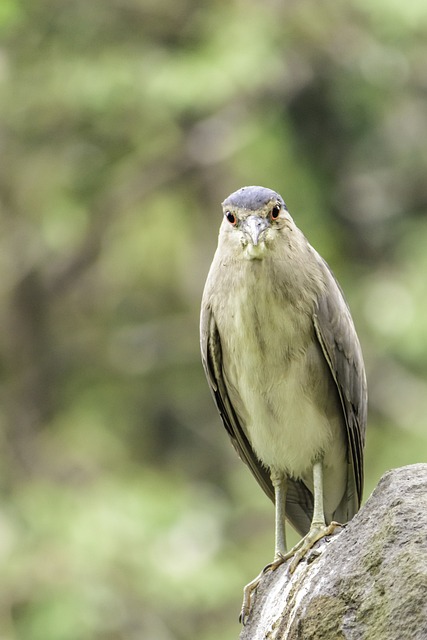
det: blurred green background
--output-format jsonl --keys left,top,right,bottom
{"left": 1, "top": 1, "right": 427, "bottom": 638}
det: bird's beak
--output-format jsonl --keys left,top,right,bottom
{"left": 242, "top": 215, "right": 269, "bottom": 246}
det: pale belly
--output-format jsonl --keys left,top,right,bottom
{"left": 226, "top": 345, "right": 341, "bottom": 460}
{"left": 234, "top": 363, "right": 331, "bottom": 469}
{"left": 218, "top": 282, "right": 347, "bottom": 514}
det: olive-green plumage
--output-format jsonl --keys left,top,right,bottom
{"left": 200, "top": 186, "right": 367, "bottom": 558}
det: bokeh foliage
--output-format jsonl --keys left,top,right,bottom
{"left": 1, "top": 1, "right": 427, "bottom": 638}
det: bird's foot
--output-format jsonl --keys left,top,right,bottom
{"left": 239, "top": 522, "right": 343, "bottom": 625}
{"left": 279, "top": 520, "right": 342, "bottom": 574}
{"left": 240, "top": 553, "right": 291, "bottom": 625}
{"left": 239, "top": 564, "right": 270, "bottom": 625}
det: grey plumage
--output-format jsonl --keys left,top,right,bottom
{"left": 200, "top": 186, "right": 367, "bottom": 540}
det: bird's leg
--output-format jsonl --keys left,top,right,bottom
{"left": 278, "top": 459, "right": 342, "bottom": 574}
{"left": 274, "top": 469, "right": 287, "bottom": 558}
{"left": 240, "top": 471, "right": 287, "bottom": 625}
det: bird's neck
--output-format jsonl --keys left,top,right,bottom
{"left": 217, "top": 236, "right": 324, "bottom": 314}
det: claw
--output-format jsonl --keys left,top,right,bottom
{"left": 240, "top": 563, "right": 273, "bottom": 625}
{"left": 239, "top": 555, "right": 289, "bottom": 624}
{"left": 282, "top": 521, "right": 341, "bottom": 574}
{"left": 239, "top": 522, "right": 343, "bottom": 624}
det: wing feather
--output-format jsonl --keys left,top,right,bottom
{"left": 313, "top": 256, "right": 367, "bottom": 517}
{"left": 200, "top": 303, "right": 314, "bottom": 536}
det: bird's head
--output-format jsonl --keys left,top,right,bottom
{"left": 220, "top": 186, "right": 290, "bottom": 260}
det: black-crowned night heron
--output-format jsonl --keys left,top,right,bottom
{"left": 200, "top": 186, "right": 367, "bottom": 623}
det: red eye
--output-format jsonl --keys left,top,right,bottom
{"left": 270, "top": 204, "right": 281, "bottom": 220}
{"left": 225, "top": 211, "right": 237, "bottom": 225}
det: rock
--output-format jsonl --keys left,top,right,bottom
{"left": 239, "top": 464, "right": 427, "bottom": 640}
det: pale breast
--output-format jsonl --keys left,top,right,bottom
{"left": 215, "top": 263, "right": 346, "bottom": 484}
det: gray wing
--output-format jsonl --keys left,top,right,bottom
{"left": 313, "top": 257, "right": 367, "bottom": 518}
{"left": 200, "top": 303, "right": 314, "bottom": 537}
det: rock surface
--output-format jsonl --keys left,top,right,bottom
{"left": 240, "top": 464, "right": 427, "bottom": 640}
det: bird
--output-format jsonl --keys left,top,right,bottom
{"left": 200, "top": 185, "right": 367, "bottom": 623}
